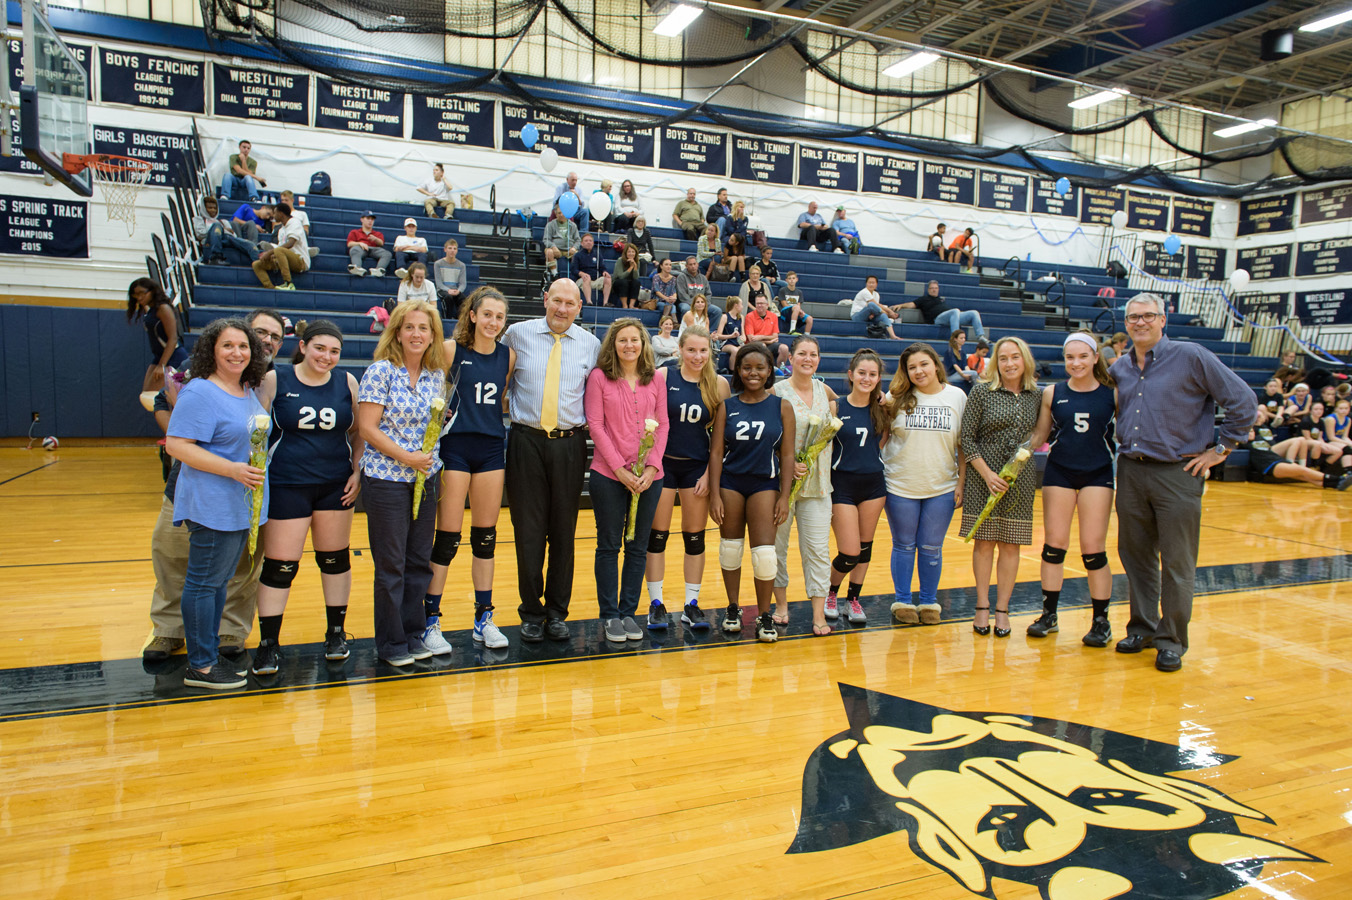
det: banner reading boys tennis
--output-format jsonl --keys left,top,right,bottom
{"left": 0, "top": 194, "right": 87, "bottom": 257}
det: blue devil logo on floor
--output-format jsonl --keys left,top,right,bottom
{"left": 788, "top": 685, "right": 1320, "bottom": 899}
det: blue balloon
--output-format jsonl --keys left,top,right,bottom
{"left": 559, "top": 191, "right": 580, "bottom": 219}
{"left": 1164, "top": 234, "right": 1182, "bottom": 256}
{"left": 520, "top": 123, "right": 539, "bottom": 149}
{"left": 1055, "top": 176, "right": 1071, "bottom": 197}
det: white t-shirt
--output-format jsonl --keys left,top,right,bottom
{"left": 276, "top": 217, "right": 310, "bottom": 271}
{"left": 420, "top": 178, "right": 449, "bottom": 200}
{"left": 397, "top": 280, "right": 437, "bottom": 304}
{"left": 287, "top": 208, "right": 310, "bottom": 230}
{"left": 884, "top": 384, "right": 967, "bottom": 499}
{"left": 851, "top": 288, "right": 881, "bottom": 316}
{"left": 393, "top": 234, "right": 429, "bottom": 253}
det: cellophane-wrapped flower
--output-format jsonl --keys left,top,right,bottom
{"left": 412, "top": 397, "right": 446, "bottom": 519}
{"left": 963, "top": 442, "right": 1033, "bottom": 542}
{"left": 626, "top": 418, "right": 660, "bottom": 542}
{"left": 789, "top": 415, "right": 843, "bottom": 505}
{"left": 247, "top": 413, "right": 271, "bottom": 558}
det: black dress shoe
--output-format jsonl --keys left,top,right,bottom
{"left": 1115, "top": 634, "right": 1154, "bottom": 654}
{"left": 520, "top": 621, "right": 545, "bottom": 643}
{"left": 1155, "top": 649, "right": 1183, "bottom": 672}
{"left": 545, "top": 618, "right": 570, "bottom": 641}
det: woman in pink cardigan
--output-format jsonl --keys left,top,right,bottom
{"left": 585, "top": 318, "right": 671, "bottom": 644}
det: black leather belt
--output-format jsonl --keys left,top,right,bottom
{"left": 1121, "top": 455, "right": 1179, "bottom": 464}
{"left": 515, "top": 423, "right": 585, "bottom": 440}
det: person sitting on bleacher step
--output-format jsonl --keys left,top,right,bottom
{"left": 543, "top": 205, "right": 581, "bottom": 281}
{"left": 571, "top": 232, "right": 611, "bottom": 307}
{"left": 553, "top": 172, "right": 590, "bottom": 233}
{"left": 194, "top": 196, "right": 258, "bottom": 265}
{"left": 672, "top": 187, "right": 704, "bottom": 241}
{"left": 231, "top": 201, "right": 272, "bottom": 245}
{"left": 946, "top": 227, "right": 977, "bottom": 271}
{"left": 417, "top": 163, "right": 455, "bottom": 219}
{"left": 251, "top": 202, "right": 309, "bottom": 292}
{"left": 795, "top": 201, "right": 844, "bottom": 253}
{"left": 347, "top": 211, "right": 391, "bottom": 277}
{"left": 775, "top": 271, "right": 812, "bottom": 336}
{"left": 896, "top": 280, "right": 986, "bottom": 341}
{"left": 926, "top": 223, "right": 946, "bottom": 260}
{"left": 220, "top": 138, "right": 266, "bottom": 201}
{"left": 851, "top": 275, "right": 900, "bottom": 340}
{"left": 833, "top": 207, "right": 861, "bottom": 254}
{"left": 392, "top": 218, "right": 429, "bottom": 280}
{"left": 434, "top": 239, "right": 467, "bottom": 311}
{"left": 676, "top": 256, "right": 720, "bottom": 322}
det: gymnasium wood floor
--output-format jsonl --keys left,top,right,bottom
{"left": 2, "top": 444, "right": 1350, "bottom": 900}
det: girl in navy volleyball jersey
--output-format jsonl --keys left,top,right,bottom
{"left": 253, "top": 320, "right": 362, "bottom": 675}
{"left": 427, "top": 287, "right": 516, "bottom": 653}
{"left": 645, "top": 326, "right": 731, "bottom": 631}
{"left": 827, "top": 349, "right": 890, "bottom": 632}
{"left": 707, "top": 343, "right": 796, "bottom": 643}
{"left": 1026, "top": 333, "right": 1117, "bottom": 647}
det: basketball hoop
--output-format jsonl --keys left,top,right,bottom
{"left": 64, "top": 153, "right": 153, "bottom": 235}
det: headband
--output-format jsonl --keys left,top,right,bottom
{"left": 1063, "top": 332, "right": 1098, "bottom": 352}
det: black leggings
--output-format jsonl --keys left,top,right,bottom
{"left": 612, "top": 271, "right": 641, "bottom": 306}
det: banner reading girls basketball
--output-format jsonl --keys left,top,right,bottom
{"left": 0, "top": 193, "right": 87, "bottom": 258}
{"left": 92, "top": 126, "right": 192, "bottom": 188}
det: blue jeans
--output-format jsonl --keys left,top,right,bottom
{"left": 885, "top": 491, "right": 955, "bottom": 605}
{"left": 572, "top": 210, "right": 591, "bottom": 233}
{"left": 205, "top": 223, "right": 259, "bottom": 261}
{"left": 590, "top": 469, "right": 662, "bottom": 619}
{"left": 181, "top": 522, "right": 250, "bottom": 670}
{"left": 935, "top": 308, "right": 984, "bottom": 339}
{"left": 396, "top": 251, "right": 427, "bottom": 270}
{"left": 851, "top": 303, "right": 888, "bottom": 325}
{"left": 220, "top": 172, "right": 260, "bottom": 200}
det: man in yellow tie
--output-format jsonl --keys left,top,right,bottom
{"left": 503, "top": 280, "right": 601, "bottom": 642}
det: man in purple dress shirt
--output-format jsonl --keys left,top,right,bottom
{"left": 1110, "top": 293, "right": 1257, "bottom": 672}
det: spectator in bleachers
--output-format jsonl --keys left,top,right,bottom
{"left": 398, "top": 263, "right": 436, "bottom": 305}
{"left": 697, "top": 224, "right": 721, "bottom": 275}
{"left": 393, "top": 218, "right": 429, "bottom": 279}
{"left": 833, "top": 207, "right": 861, "bottom": 254}
{"left": 946, "top": 227, "right": 977, "bottom": 270}
{"left": 1274, "top": 351, "right": 1304, "bottom": 392}
{"left": 722, "top": 233, "right": 749, "bottom": 282}
{"left": 251, "top": 202, "right": 309, "bottom": 291}
{"left": 739, "top": 263, "right": 773, "bottom": 313}
{"left": 721, "top": 200, "right": 749, "bottom": 246}
{"left": 714, "top": 297, "right": 744, "bottom": 373}
{"left": 943, "top": 330, "right": 974, "bottom": 389}
{"left": 614, "top": 179, "right": 642, "bottom": 233}
{"left": 795, "top": 201, "right": 844, "bottom": 253}
{"left": 433, "top": 239, "right": 466, "bottom": 310}
{"left": 1242, "top": 423, "right": 1351, "bottom": 490}
{"left": 623, "top": 215, "right": 656, "bottom": 275}
{"left": 851, "top": 275, "right": 900, "bottom": 340}
{"left": 221, "top": 139, "right": 265, "bottom": 201}
{"left": 672, "top": 187, "right": 704, "bottom": 241}
{"left": 571, "top": 232, "right": 610, "bottom": 307}
{"left": 1255, "top": 378, "right": 1285, "bottom": 427}
{"left": 417, "top": 163, "right": 455, "bottom": 219}
{"left": 1325, "top": 398, "right": 1352, "bottom": 454}
{"left": 681, "top": 294, "right": 712, "bottom": 335}
{"left": 744, "top": 292, "right": 788, "bottom": 366}
{"left": 756, "top": 245, "right": 782, "bottom": 291}
{"left": 897, "top": 280, "right": 986, "bottom": 341}
{"left": 652, "top": 315, "right": 679, "bottom": 367}
{"left": 1100, "top": 332, "right": 1128, "bottom": 366}
{"left": 347, "top": 211, "right": 391, "bottom": 277}
{"left": 966, "top": 338, "right": 990, "bottom": 381}
{"left": 553, "top": 171, "right": 590, "bottom": 233}
{"left": 1320, "top": 384, "right": 1338, "bottom": 409}
{"left": 231, "top": 201, "right": 272, "bottom": 245}
{"left": 195, "top": 196, "right": 258, "bottom": 265}
{"left": 926, "top": 223, "right": 947, "bottom": 259}
{"left": 543, "top": 206, "right": 580, "bottom": 279}
{"left": 278, "top": 191, "right": 310, "bottom": 235}
{"left": 651, "top": 257, "right": 680, "bottom": 317}
{"left": 775, "top": 271, "right": 812, "bottom": 336}
{"left": 1283, "top": 383, "right": 1313, "bottom": 420}
{"left": 611, "top": 243, "right": 643, "bottom": 310}
{"left": 706, "top": 187, "right": 732, "bottom": 230}
{"left": 592, "top": 179, "right": 619, "bottom": 233}
{"left": 676, "top": 256, "right": 717, "bottom": 321}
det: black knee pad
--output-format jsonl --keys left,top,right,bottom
{"left": 648, "top": 529, "right": 670, "bottom": 554}
{"left": 1041, "top": 544, "right": 1067, "bottom": 564}
{"left": 260, "top": 557, "right": 301, "bottom": 589}
{"left": 431, "top": 530, "right": 461, "bottom": 566}
{"left": 832, "top": 552, "right": 859, "bottom": 574}
{"left": 469, "top": 526, "right": 496, "bottom": 560}
{"left": 1082, "top": 551, "right": 1109, "bottom": 571}
{"left": 682, "top": 531, "right": 705, "bottom": 555}
{"left": 857, "top": 541, "right": 873, "bottom": 564}
{"left": 314, "top": 547, "right": 350, "bottom": 575}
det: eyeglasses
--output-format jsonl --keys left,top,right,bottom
{"left": 254, "top": 327, "right": 283, "bottom": 344}
{"left": 1125, "top": 313, "right": 1160, "bottom": 324}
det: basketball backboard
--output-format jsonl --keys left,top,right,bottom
{"left": 19, "top": 0, "right": 92, "bottom": 197}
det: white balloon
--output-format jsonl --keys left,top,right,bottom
{"left": 539, "top": 147, "right": 559, "bottom": 173}
{"left": 1110, "top": 209, "right": 1128, "bottom": 229}
{"left": 589, "top": 191, "right": 612, "bottom": 220}
{"left": 1229, "top": 268, "right": 1250, "bottom": 292}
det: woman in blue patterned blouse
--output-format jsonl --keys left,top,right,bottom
{"left": 356, "top": 299, "right": 448, "bottom": 667}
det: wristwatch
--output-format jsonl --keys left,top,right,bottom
{"left": 1213, "top": 445, "right": 1231, "bottom": 458}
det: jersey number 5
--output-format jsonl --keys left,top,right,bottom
{"left": 1074, "top": 412, "right": 1090, "bottom": 433}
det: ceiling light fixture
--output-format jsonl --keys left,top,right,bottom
{"left": 1213, "top": 118, "right": 1278, "bottom": 138}
{"left": 882, "top": 51, "right": 940, "bottom": 79}
{"left": 1067, "top": 88, "right": 1130, "bottom": 110}
{"left": 653, "top": 4, "right": 702, "bottom": 36}
{"left": 1299, "top": 7, "right": 1352, "bottom": 32}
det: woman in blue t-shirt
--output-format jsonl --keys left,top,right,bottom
{"left": 250, "top": 320, "right": 362, "bottom": 676}
{"left": 356, "top": 299, "right": 448, "bottom": 667}
{"left": 165, "top": 318, "right": 270, "bottom": 691}
{"left": 425, "top": 287, "right": 516, "bottom": 653}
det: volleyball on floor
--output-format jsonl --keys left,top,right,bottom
{"left": 42, "top": 436, "right": 59, "bottom": 451}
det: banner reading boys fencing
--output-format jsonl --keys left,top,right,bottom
{"left": 860, "top": 154, "right": 917, "bottom": 197}
{"left": 921, "top": 162, "right": 975, "bottom": 205}
{"left": 100, "top": 49, "right": 204, "bottom": 113}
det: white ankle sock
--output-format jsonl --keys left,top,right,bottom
{"left": 646, "top": 581, "right": 664, "bottom": 604}
{"left": 684, "top": 583, "right": 701, "bottom": 604}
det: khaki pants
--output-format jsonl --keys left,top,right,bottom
{"left": 252, "top": 246, "right": 305, "bottom": 287}
{"left": 424, "top": 197, "right": 454, "bottom": 218}
{"left": 150, "top": 496, "right": 262, "bottom": 642}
